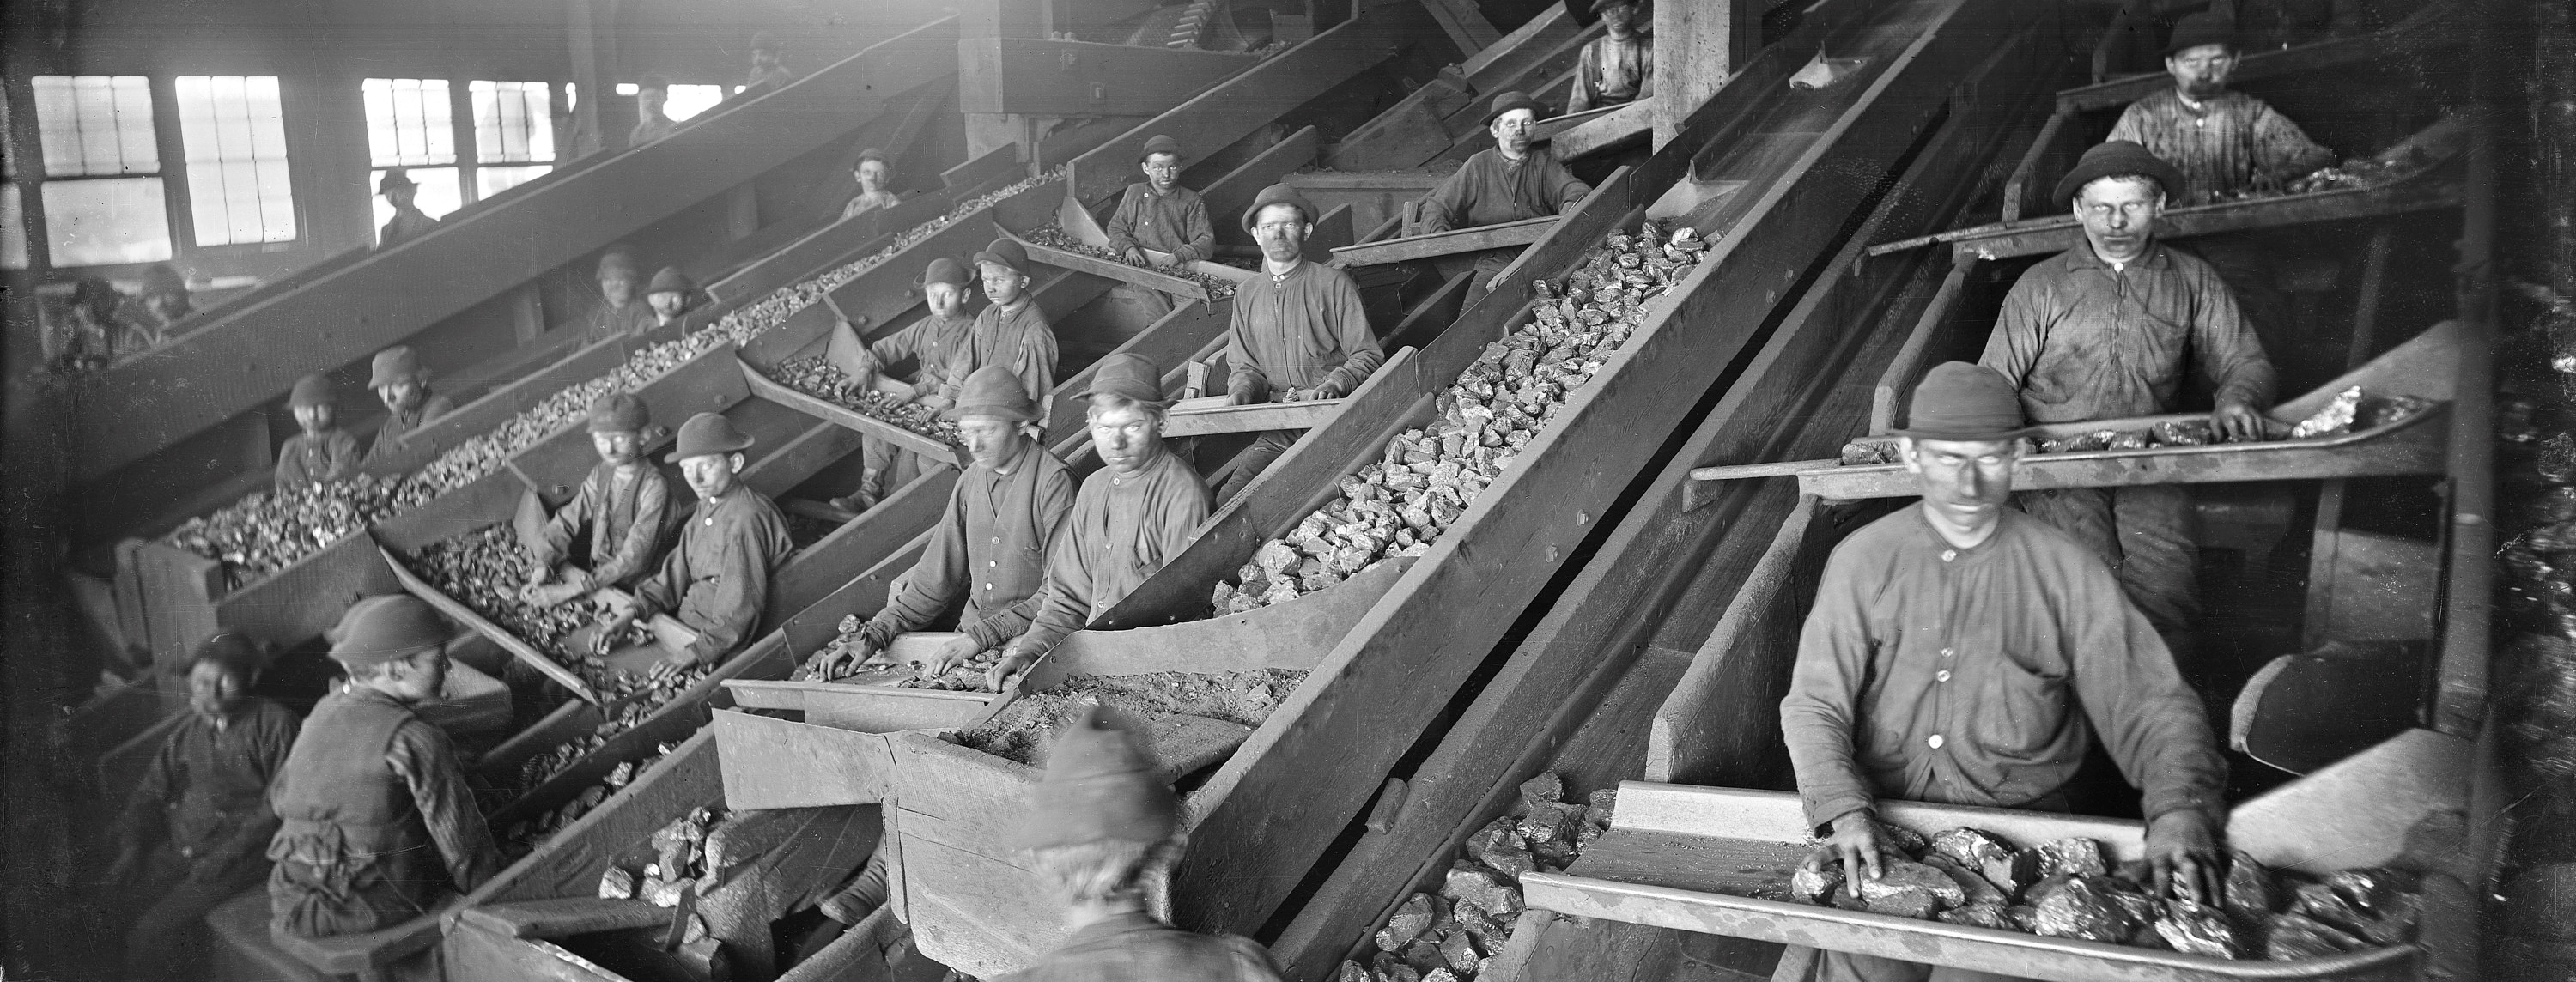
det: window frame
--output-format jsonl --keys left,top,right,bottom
{"left": 172, "top": 74, "right": 301, "bottom": 249}
{"left": 23, "top": 74, "right": 182, "bottom": 267}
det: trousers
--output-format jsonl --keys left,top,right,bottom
{"left": 1217, "top": 429, "right": 1300, "bottom": 503}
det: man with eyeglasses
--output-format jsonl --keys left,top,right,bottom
{"left": 1978, "top": 141, "right": 2275, "bottom": 665}
{"left": 1103, "top": 134, "right": 1216, "bottom": 322}
{"left": 1419, "top": 90, "right": 1593, "bottom": 305}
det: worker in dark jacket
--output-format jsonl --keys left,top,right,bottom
{"left": 990, "top": 354, "right": 1209, "bottom": 690}
{"left": 585, "top": 251, "right": 658, "bottom": 344}
{"left": 376, "top": 169, "right": 440, "bottom": 248}
{"left": 1420, "top": 90, "right": 1593, "bottom": 304}
{"left": 1220, "top": 184, "right": 1385, "bottom": 501}
{"left": 1567, "top": 0, "right": 1654, "bottom": 113}
{"left": 268, "top": 596, "right": 502, "bottom": 938}
{"left": 1103, "top": 134, "right": 1217, "bottom": 323}
{"left": 362, "top": 345, "right": 456, "bottom": 470}
{"left": 1779, "top": 364, "right": 2227, "bottom": 982}
{"left": 275, "top": 373, "right": 362, "bottom": 491}
{"left": 522, "top": 392, "right": 675, "bottom": 605}
{"left": 592, "top": 412, "right": 795, "bottom": 673}
{"left": 645, "top": 266, "right": 697, "bottom": 330}
{"left": 996, "top": 705, "right": 1285, "bottom": 981}
{"left": 110, "top": 633, "right": 299, "bottom": 982}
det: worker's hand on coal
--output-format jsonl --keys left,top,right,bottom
{"left": 656, "top": 647, "right": 698, "bottom": 674}
{"left": 1123, "top": 246, "right": 1149, "bottom": 265}
{"left": 918, "top": 392, "right": 955, "bottom": 414}
{"left": 917, "top": 634, "right": 985, "bottom": 675}
{"left": 2211, "top": 401, "right": 2268, "bottom": 443}
{"left": 593, "top": 608, "right": 638, "bottom": 656}
{"left": 2145, "top": 809, "right": 2223, "bottom": 903}
{"left": 525, "top": 560, "right": 553, "bottom": 589}
{"left": 987, "top": 647, "right": 1038, "bottom": 693}
{"left": 1814, "top": 808, "right": 1887, "bottom": 888}
{"left": 1282, "top": 387, "right": 1326, "bottom": 403}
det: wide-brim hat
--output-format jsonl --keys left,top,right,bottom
{"left": 647, "top": 266, "right": 693, "bottom": 295}
{"left": 1484, "top": 89, "right": 1548, "bottom": 126}
{"left": 1015, "top": 705, "right": 1179, "bottom": 850}
{"left": 377, "top": 169, "right": 416, "bottom": 193}
{"left": 919, "top": 257, "right": 974, "bottom": 290}
{"left": 1074, "top": 353, "right": 1166, "bottom": 407}
{"left": 1139, "top": 134, "right": 1182, "bottom": 162}
{"left": 588, "top": 391, "right": 650, "bottom": 433}
{"left": 368, "top": 346, "right": 427, "bottom": 389}
{"left": 2164, "top": 11, "right": 2239, "bottom": 55}
{"left": 328, "top": 595, "right": 450, "bottom": 667}
{"left": 2051, "top": 140, "right": 2189, "bottom": 208}
{"left": 289, "top": 373, "right": 335, "bottom": 409}
{"left": 1893, "top": 362, "right": 2036, "bottom": 441}
{"left": 946, "top": 364, "right": 1042, "bottom": 422}
{"left": 972, "top": 238, "right": 1030, "bottom": 276}
{"left": 666, "top": 411, "right": 755, "bottom": 462}
{"left": 1241, "top": 182, "right": 1318, "bottom": 233}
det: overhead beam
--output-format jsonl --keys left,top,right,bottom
{"left": 958, "top": 39, "right": 1258, "bottom": 117}
{"left": 1419, "top": 0, "right": 1504, "bottom": 57}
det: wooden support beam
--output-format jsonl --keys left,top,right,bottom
{"left": 738, "top": 359, "right": 969, "bottom": 466}
{"left": 1419, "top": 0, "right": 1504, "bottom": 60}
{"left": 1328, "top": 215, "right": 1557, "bottom": 265}
{"left": 1162, "top": 397, "right": 1346, "bottom": 437}
{"left": 1881, "top": 178, "right": 2465, "bottom": 261}
{"left": 1654, "top": 0, "right": 1763, "bottom": 149}
{"left": 959, "top": 39, "right": 1259, "bottom": 116}
{"left": 1008, "top": 233, "right": 1213, "bottom": 301}
{"left": 1201, "top": 126, "right": 1321, "bottom": 245}
{"left": 1550, "top": 100, "right": 1654, "bottom": 159}
{"left": 1464, "top": 4, "right": 1582, "bottom": 93}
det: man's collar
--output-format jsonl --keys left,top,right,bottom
{"left": 2067, "top": 241, "right": 2170, "bottom": 271}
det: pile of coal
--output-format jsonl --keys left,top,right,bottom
{"left": 519, "top": 656, "right": 716, "bottom": 788}
{"left": 1021, "top": 226, "right": 1240, "bottom": 299}
{"left": 1785, "top": 824, "right": 2421, "bottom": 961}
{"left": 495, "top": 739, "right": 682, "bottom": 858}
{"left": 1212, "top": 222, "right": 1708, "bottom": 615}
{"left": 597, "top": 807, "right": 731, "bottom": 912}
{"left": 956, "top": 670, "right": 1305, "bottom": 764}
{"left": 168, "top": 475, "right": 434, "bottom": 580}
{"left": 1334, "top": 773, "right": 1616, "bottom": 981}
{"left": 769, "top": 354, "right": 966, "bottom": 446}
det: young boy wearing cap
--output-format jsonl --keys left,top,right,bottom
{"left": 275, "top": 373, "right": 364, "bottom": 491}
{"left": 739, "top": 32, "right": 795, "bottom": 100}
{"left": 108, "top": 633, "right": 299, "bottom": 982}
{"left": 1567, "top": 0, "right": 1654, "bottom": 113}
{"left": 361, "top": 345, "right": 457, "bottom": 470}
{"left": 268, "top": 596, "right": 502, "bottom": 938}
{"left": 842, "top": 148, "right": 902, "bottom": 220}
{"left": 829, "top": 253, "right": 1047, "bottom": 511}
{"left": 995, "top": 706, "right": 1285, "bottom": 981}
{"left": 1222, "top": 183, "right": 1385, "bottom": 501}
{"left": 1105, "top": 135, "right": 1215, "bottom": 270}
{"left": 645, "top": 266, "right": 697, "bottom": 330}
{"left": 521, "top": 392, "right": 675, "bottom": 608}
{"left": 1419, "top": 90, "right": 1593, "bottom": 302}
{"left": 1780, "top": 364, "right": 2225, "bottom": 982}
{"left": 989, "top": 354, "right": 1209, "bottom": 690}
{"left": 592, "top": 412, "right": 795, "bottom": 673}
{"left": 376, "top": 169, "right": 440, "bottom": 248}
{"left": 586, "top": 251, "right": 659, "bottom": 344}
{"left": 631, "top": 76, "right": 678, "bottom": 147}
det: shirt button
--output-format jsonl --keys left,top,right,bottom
{"left": 1935, "top": 670, "right": 1952, "bottom": 682}
{"left": 984, "top": 583, "right": 993, "bottom": 591}
{"left": 1941, "top": 549, "right": 1956, "bottom": 561}
{"left": 990, "top": 537, "right": 999, "bottom": 544}
{"left": 1928, "top": 734, "right": 1945, "bottom": 749}
{"left": 1941, "top": 648, "right": 1953, "bottom": 658}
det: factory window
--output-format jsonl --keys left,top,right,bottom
{"left": 30, "top": 76, "right": 173, "bottom": 265}
{"left": 363, "top": 78, "right": 461, "bottom": 233}
{"left": 2, "top": 185, "right": 28, "bottom": 270}
{"left": 470, "top": 81, "right": 555, "bottom": 197}
{"left": 174, "top": 76, "right": 298, "bottom": 246}
{"left": 613, "top": 82, "right": 728, "bottom": 122}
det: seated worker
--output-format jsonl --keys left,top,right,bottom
{"left": 1219, "top": 184, "right": 1385, "bottom": 502}
{"left": 997, "top": 706, "right": 1285, "bottom": 981}
{"left": 988, "top": 354, "right": 1211, "bottom": 689}
{"left": 269, "top": 596, "right": 503, "bottom": 938}
{"left": 136, "top": 262, "right": 196, "bottom": 338}
{"left": 107, "top": 633, "right": 300, "bottom": 982}
{"left": 361, "top": 345, "right": 457, "bottom": 470}
{"left": 1778, "top": 363, "right": 2227, "bottom": 982}
{"left": 274, "top": 373, "right": 362, "bottom": 491}
{"left": 1981, "top": 141, "right": 2275, "bottom": 662}
{"left": 521, "top": 392, "right": 675, "bottom": 606}
{"left": 841, "top": 148, "right": 901, "bottom": 220}
{"left": 591, "top": 412, "right": 795, "bottom": 674}
{"left": 585, "top": 251, "right": 657, "bottom": 344}
{"left": 631, "top": 75, "right": 679, "bottom": 148}
{"left": 46, "top": 276, "right": 142, "bottom": 373}
{"left": 1103, "top": 134, "right": 1217, "bottom": 322}
{"left": 829, "top": 248, "right": 1059, "bottom": 512}
{"left": 1420, "top": 91, "right": 1594, "bottom": 304}
{"left": 376, "top": 169, "right": 440, "bottom": 248}
{"left": 645, "top": 266, "right": 697, "bottom": 330}
{"left": 1566, "top": 0, "right": 1654, "bottom": 113}
{"left": 738, "top": 33, "right": 796, "bottom": 100}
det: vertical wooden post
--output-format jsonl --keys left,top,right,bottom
{"left": 567, "top": 0, "right": 609, "bottom": 159}
{"left": 1653, "top": 0, "right": 1762, "bottom": 149}
{"left": 963, "top": 0, "right": 1048, "bottom": 164}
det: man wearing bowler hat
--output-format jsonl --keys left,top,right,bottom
{"left": 376, "top": 169, "right": 440, "bottom": 248}
{"left": 362, "top": 345, "right": 456, "bottom": 470}
{"left": 1778, "top": 364, "right": 2227, "bottom": 982}
{"left": 1222, "top": 183, "right": 1385, "bottom": 501}
{"left": 1980, "top": 140, "right": 2275, "bottom": 660}
{"left": 1419, "top": 90, "right": 1595, "bottom": 303}
{"left": 1567, "top": 0, "right": 1654, "bottom": 113}
{"left": 591, "top": 412, "right": 794, "bottom": 673}
{"left": 989, "top": 354, "right": 1210, "bottom": 690}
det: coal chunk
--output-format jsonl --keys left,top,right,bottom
{"left": 2029, "top": 876, "right": 2153, "bottom": 943}
{"left": 2263, "top": 912, "right": 2367, "bottom": 960}
{"left": 2154, "top": 899, "right": 2246, "bottom": 959}
{"left": 1922, "top": 853, "right": 2008, "bottom": 906}
{"left": 1856, "top": 858, "right": 1966, "bottom": 916}
{"left": 1936, "top": 902, "right": 2015, "bottom": 930}
{"left": 2222, "top": 851, "right": 2284, "bottom": 922}
{"left": 1789, "top": 857, "right": 1845, "bottom": 906}
{"left": 2028, "top": 838, "right": 2110, "bottom": 878}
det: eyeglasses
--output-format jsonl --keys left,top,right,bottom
{"left": 1142, "top": 162, "right": 1181, "bottom": 173}
{"left": 1254, "top": 221, "right": 1303, "bottom": 233}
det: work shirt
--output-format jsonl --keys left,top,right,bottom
{"left": 996, "top": 911, "right": 1285, "bottom": 982}
{"left": 1980, "top": 242, "right": 2274, "bottom": 424}
{"left": 841, "top": 188, "right": 901, "bottom": 221}
{"left": 275, "top": 428, "right": 363, "bottom": 491}
{"left": 962, "top": 299, "right": 1063, "bottom": 421}
{"left": 116, "top": 700, "right": 299, "bottom": 865}
{"left": 2105, "top": 89, "right": 2336, "bottom": 203}
{"left": 1419, "top": 147, "right": 1591, "bottom": 233}
{"left": 363, "top": 392, "right": 459, "bottom": 470}
{"left": 585, "top": 298, "right": 659, "bottom": 346}
{"left": 1568, "top": 33, "right": 1654, "bottom": 112}
{"left": 630, "top": 115, "right": 679, "bottom": 148}
{"left": 1225, "top": 260, "right": 1385, "bottom": 400}
{"left": 379, "top": 208, "right": 440, "bottom": 249}
{"left": 631, "top": 486, "right": 796, "bottom": 664}
{"left": 267, "top": 688, "right": 501, "bottom": 937}
{"left": 1777, "top": 507, "right": 2227, "bottom": 833}
{"left": 1017, "top": 450, "right": 1212, "bottom": 654}
{"left": 1104, "top": 183, "right": 1217, "bottom": 264}
{"left": 859, "top": 439, "right": 1077, "bottom": 651}
{"left": 532, "top": 459, "right": 676, "bottom": 590}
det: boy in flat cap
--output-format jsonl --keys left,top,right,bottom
{"left": 997, "top": 705, "right": 1285, "bottom": 981}
{"left": 362, "top": 346, "right": 456, "bottom": 470}
{"left": 268, "top": 596, "right": 501, "bottom": 938}
{"left": 830, "top": 252, "right": 1054, "bottom": 511}
{"left": 1567, "top": 0, "right": 1654, "bottom": 113}
{"left": 586, "top": 251, "right": 658, "bottom": 345}
{"left": 135, "top": 262, "right": 196, "bottom": 341}
{"left": 592, "top": 412, "right": 795, "bottom": 673}
{"left": 275, "top": 373, "right": 363, "bottom": 491}
{"left": 645, "top": 266, "right": 697, "bottom": 330}
{"left": 1223, "top": 183, "right": 1385, "bottom": 501}
{"left": 631, "top": 76, "right": 679, "bottom": 148}
{"left": 521, "top": 391, "right": 675, "bottom": 608}
{"left": 1104, "top": 134, "right": 1217, "bottom": 322}
{"left": 842, "top": 148, "right": 902, "bottom": 221}
{"left": 1419, "top": 90, "right": 1594, "bottom": 304}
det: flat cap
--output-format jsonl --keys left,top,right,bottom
{"left": 947, "top": 364, "right": 1042, "bottom": 423}
{"left": 328, "top": 595, "right": 450, "bottom": 667}
{"left": 1139, "top": 134, "right": 1182, "bottom": 161}
{"left": 2052, "top": 139, "right": 2189, "bottom": 207}
{"left": 1894, "top": 362, "right": 2034, "bottom": 442}
{"left": 972, "top": 238, "right": 1030, "bottom": 276}
{"left": 647, "top": 266, "right": 693, "bottom": 295}
{"left": 587, "top": 391, "right": 651, "bottom": 433}
{"left": 1484, "top": 89, "right": 1548, "bottom": 126}
{"left": 2164, "top": 11, "right": 2239, "bottom": 54}
{"left": 1075, "top": 353, "right": 1166, "bottom": 407}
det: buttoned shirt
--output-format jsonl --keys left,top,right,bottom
{"left": 963, "top": 299, "right": 1063, "bottom": 423}
{"left": 1778, "top": 507, "right": 2227, "bottom": 833}
{"left": 532, "top": 460, "right": 675, "bottom": 589}
{"left": 631, "top": 486, "right": 796, "bottom": 664}
{"left": 1225, "top": 260, "right": 1384, "bottom": 401}
{"left": 2106, "top": 89, "right": 2336, "bottom": 203}
{"left": 275, "top": 428, "right": 362, "bottom": 491}
{"left": 860, "top": 440, "right": 1077, "bottom": 651}
{"left": 1104, "top": 183, "right": 1217, "bottom": 264}
{"left": 1017, "top": 450, "right": 1211, "bottom": 654}
{"left": 1980, "top": 242, "right": 2274, "bottom": 424}
{"left": 1419, "top": 147, "right": 1591, "bottom": 233}
{"left": 117, "top": 700, "right": 299, "bottom": 864}
{"left": 1569, "top": 33, "right": 1654, "bottom": 112}
{"left": 997, "top": 911, "right": 1285, "bottom": 982}
{"left": 363, "top": 392, "right": 458, "bottom": 470}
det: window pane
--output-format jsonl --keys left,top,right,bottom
{"left": 664, "top": 84, "right": 726, "bottom": 123}
{"left": 471, "top": 81, "right": 553, "bottom": 163}
{"left": 177, "top": 76, "right": 298, "bottom": 246}
{"left": 475, "top": 164, "right": 552, "bottom": 199}
{"left": 362, "top": 78, "right": 454, "bottom": 167}
{"left": 371, "top": 167, "right": 461, "bottom": 239}
{"left": 2, "top": 185, "right": 27, "bottom": 270}
{"left": 32, "top": 76, "right": 158, "bottom": 177}
{"left": 42, "top": 177, "right": 173, "bottom": 265}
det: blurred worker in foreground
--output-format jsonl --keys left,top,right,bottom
{"left": 269, "top": 596, "right": 502, "bottom": 940}
{"left": 521, "top": 392, "right": 674, "bottom": 607}
{"left": 592, "top": 412, "right": 794, "bottom": 674}
{"left": 362, "top": 345, "right": 456, "bottom": 470}
{"left": 645, "top": 266, "right": 697, "bottom": 330}
{"left": 135, "top": 263, "right": 197, "bottom": 339}
{"left": 585, "top": 251, "right": 657, "bottom": 344}
{"left": 1982, "top": 142, "right": 2275, "bottom": 661}
{"left": 1778, "top": 363, "right": 2227, "bottom": 982}
{"left": 989, "top": 355, "right": 1210, "bottom": 689}
{"left": 842, "top": 148, "right": 902, "bottom": 220}
{"left": 1221, "top": 184, "right": 1384, "bottom": 502}
{"left": 109, "top": 633, "right": 299, "bottom": 982}
{"left": 1420, "top": 91, "right": 1594, "bottom": 304}
{"left": 1566, "top": 0, "right": 1654, "bottom": 113}
{"left": 376, "top": 169, "right": 440, "bottom": 248}
{"left": 631, "top": 75, "right": 679, "bottom": 147}
{"left": 1103, "top": 134, "right": 1215, "bottom": 322}
{"left": 275, "top": 373, "right": 362, "bottom": 491}
{"left": 738, "top": 33, "right": 796, "bottom": 100}
{"left": 996, "top": 705, "right": 1285, "bottom": 981}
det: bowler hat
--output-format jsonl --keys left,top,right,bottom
{"left": 1894, "top": 362, "right": 2034, "bottom": 441}
{"left": 920, "top": 257, "right": 975, "bottom": 289}
{"left": 289, "top": 373, "right": 335, "bottom": 409}
{"left": 368, "top": 346, "right": 428, "bottom": 389}
{"left": 328, "top": 595, "right": 450, "bottom": 667}
{"left": 971, "top": 238, "right": 1030, "bottom": 276}
{"left": 587, "top": 391, "right": 651, "bottom": 433}
{"left": 647, "top": 266, "right": 693, "bottom": 295}
{"left": 946, "top": 365, "right": 1042, "bottom": 422}
{"left": 1015, "top": 705, "right": 1179, "bottom": 849}
{"left": 1074, "top": 353, "right": 1166, "bottom": 407}
{"left": 2051, "top": 140, "right": 2189, "bottom": 208}
{"left": 191, "top": 631, "right": 267, "bottom": 680}
{"left": 1241, "top": 182, "right": 1318, "bottom": 233}
{"left": 1139, "top": 134, "right": 1182, "bottom": 162}
{"left": 377, "top": 169, "right": 416, "bottom": 193}
{"left": 666, "top": 411, "right": 755, "bottom": 462}
{"left": 2163, "top": 11, "right": 2239, "bottom": 55}
{"left": 1589, "top": 0, "right": 1641, "bottom": 12}
{"left": 1484, "top": 89, "right": 1548, "bottom": 126}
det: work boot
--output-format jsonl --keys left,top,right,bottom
{"left": 829, "top": 468, "right": 885, "bottom": 513}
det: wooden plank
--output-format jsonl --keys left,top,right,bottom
{"left": 711, "top": 708, "right": 898, "bottom": 809}
{"left": 379, "top": 543, "right": 603, "bottom": 704}
{"left": 1936, "top": 178, "right": 2464, "bottom": 261}
{"left": 1160, "top": 397, "right": 1346, "bottom": 437}
{"left": 455, "top": 898, "right": 668, "bottom": 939}
{"left": 1419, "top": 0, "right": 1503, "bottom": 56}
{"left": 959, "top": 39, "right": 1258, "bottom": 117}
{"left": 738, "top": 359, "right": 969, "bottom": 465}
{"left": 1200, "top": 126, "right": 1322, "bottom": 246}
{"left": 767, "top": 469, "right": 956, "bottom": 627}
{"left": 2056, "top": 3, "right": 2460, "bottom": 112}
{"left": 1464, "top": 5, "right": 1577, "bottom": 91}
{"left": 709, "top": 190, "right": 959, "bottom": 306}
{"left": 738, "top": 419, "right": 865, "bottom": 500}
{"left": 1551, "top": 100, "right": 1654, "bottom": 160}
{"left": 480, "top": 730, "right": 726, "bottom": 905}
{"left": 1685, "top": 458, "right": 1839, "bottom": 483}
{"left": 1327, "top": 215, "right": 1558, "bottom": 265}
{"left": 1868, "top": 258, "right": 1977, "bottom": 433}
{"left": 1007, "top": 232, "right": 1213, "bottom": 302}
